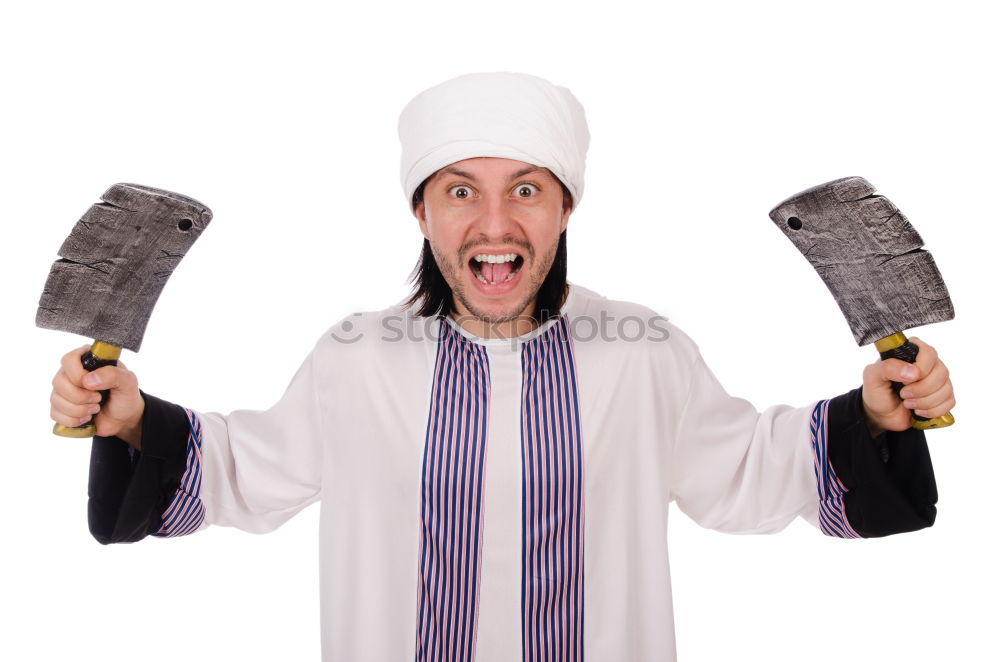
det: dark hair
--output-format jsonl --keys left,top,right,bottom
{"left": 405, "top": 177, "right": 571, "bottom": 324}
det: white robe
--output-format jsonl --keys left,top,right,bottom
{"left": 181, "top": 283, "right": 826, "bottom": 661}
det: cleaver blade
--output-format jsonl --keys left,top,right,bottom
{"left": 769, "top": 176, "right": 954, "bottom": 429}
{"left": 37, "top": 183, "right": 212, "bottom": 350}
{"left": 37, "top": 183, "right": 212, "bottom": 437}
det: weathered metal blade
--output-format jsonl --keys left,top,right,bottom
{"left": 768, "top": 176, "right": 954, "bottom": 346}
{"left": 36, "top": 184, "right": 212, "bottom": 351}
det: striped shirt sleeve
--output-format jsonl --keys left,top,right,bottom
{"left": 151, "top": 409, "right": 206, "bottom": 538}
{"left": 810, "top": 399, "right": 861, "bottom": 539}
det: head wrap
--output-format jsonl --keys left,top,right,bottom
{"left": 398, "top": 72, "right": 590, "bottom": 209}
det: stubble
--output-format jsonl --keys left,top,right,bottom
{"left": 430, "top": 238, "right": 558, "bottom": 325}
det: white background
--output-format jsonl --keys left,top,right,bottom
{"left": 2, "top": 1, "right": 996, "bottom": 660}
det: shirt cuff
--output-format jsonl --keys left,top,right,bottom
{"left": 810, "top": 399, "right": 861, "bottom": 538}
{"left": 815, "top": 387, "right": 938, "bottom": 538}
{"left": 87, "top": 391, "right": 191, "bottom": 544}
{"left": 151, "top": 409, "right": 205, "bottom": 537}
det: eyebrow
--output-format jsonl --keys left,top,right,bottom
{"left": 436, "top": 164, "right": 544, "bottom": 182}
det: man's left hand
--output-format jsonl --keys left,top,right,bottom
{"left": 861, "top": 337, "right": 955, "bottom": 437}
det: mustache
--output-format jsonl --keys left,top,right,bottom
{"left": 460, "top": 239, "right": 534, "bottom": 258}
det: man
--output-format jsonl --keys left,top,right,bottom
{"left": 49, "top": 73, "right": 953, "bottom": 661}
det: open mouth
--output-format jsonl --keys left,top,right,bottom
{"left": 468, "top": 252, "right": 525, "bottom": 285}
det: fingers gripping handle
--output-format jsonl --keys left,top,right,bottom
{"left": 52, "top": 341, "right": 122, "bottom": 438}
{"left": 876, "top": 332, "right": 954, "bottom": 430}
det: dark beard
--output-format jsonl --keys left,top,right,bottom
{"left": 430, "top": 238, "right": 557, "bottom": 325}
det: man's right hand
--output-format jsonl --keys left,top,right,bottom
{"left": 50, "top": 345, "right": 145, "bottom": 450}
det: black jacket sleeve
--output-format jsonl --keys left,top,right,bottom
{"left": 87, "top": 391, "right": 190, "bottom": 544}
{"left": 825, "top": 387, "right": 938, "bottom": 538}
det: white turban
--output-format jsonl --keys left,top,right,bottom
{"left": 398, "top": 72, "right": 590, "bottom": 209}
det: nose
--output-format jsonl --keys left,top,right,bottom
{"left": 474, "top": 193, "right": 519, "bottom": 240}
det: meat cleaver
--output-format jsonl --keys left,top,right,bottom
{"left": 37, "top": 184, "right": 212, "bottom": 437}
{"left": 769, "top": 176, "right": 954, "bottom": 430}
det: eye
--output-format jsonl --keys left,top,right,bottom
{"left": 449, "top": 185, "right": 473, "bottom": 200}
{"left": 515, "top": 183, "right": 539, "bottom": 198}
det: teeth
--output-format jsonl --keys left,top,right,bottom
{"left": 473, "top": 253, "right": 518, "bottom": 263}
{"left": 472, "top": 252, "right": 522, "bottom": 285}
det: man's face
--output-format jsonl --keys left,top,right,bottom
{"left": 415, "top": 157, "right": 571, "bottom": 325}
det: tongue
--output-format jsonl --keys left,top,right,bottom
{"left": 481, "top": 260, "right": 514, "bottom": 283}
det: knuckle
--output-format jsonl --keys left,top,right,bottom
{"left": 92, "top": 365, "right": 116, "bottom": 383}
{"left": 53, "top": 398, "right": 72, "bottom": 415}
{"left": 50, "top": 407, "right": 69, "bottom": 425}
{"left": 865, "top": 361, "right": 885, "bottom": 379}
{"left": 52, "top": 373, "right": 70, "bottom": 392}
{"left": 61, "top": 365, "right": 84, "bottom": 386}
{"left": 922, "top": 344, "right": 938, "bottom": 362}
{"left": 53, "top": 380, "right": 75, "bottom": 401}
{"left": 62, "top": 346, "right": 85, "bottom": 366}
